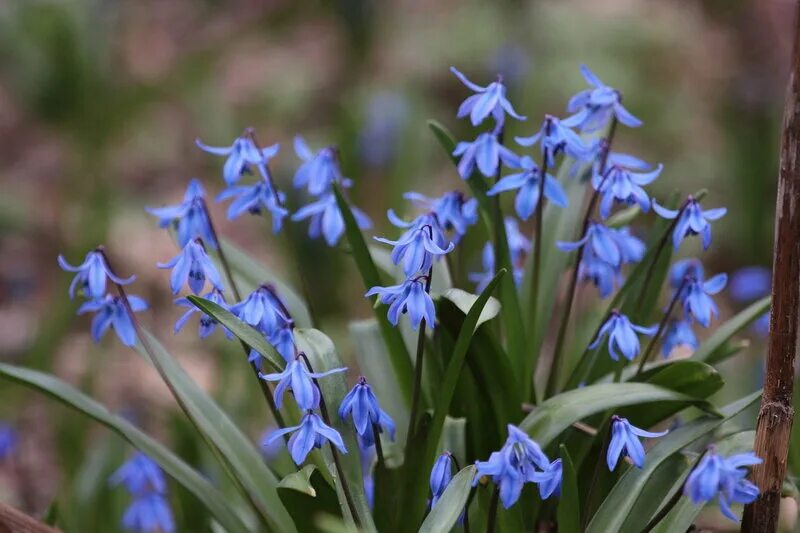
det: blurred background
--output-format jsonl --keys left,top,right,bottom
{"left": 0, "top": 0, "right": 794, "bottom": 530}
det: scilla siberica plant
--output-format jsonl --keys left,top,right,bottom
{"left": 0, "top": 61, "right": 767, "bottom": 533}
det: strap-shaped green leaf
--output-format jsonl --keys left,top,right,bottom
{"left": 419, "top": 465, "right": 477, "bottom": 533}
{"left": 557, "top": 445, "right": 581, "bottom": 533}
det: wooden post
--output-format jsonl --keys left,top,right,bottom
{"left": 742, "top": 4, "right": 800, "bottom": 531}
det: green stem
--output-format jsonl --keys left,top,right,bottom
{"left": 635, "top": 277, "right": 688, "bottom": 376}
{"left": 486, "top": 486, "right": 500, "bottom": 533}
{"left": 529, "top": 155, "right": 548, "bottom": 372}
{"left": 581, "top": 418, "right": 613, "bottom": 529}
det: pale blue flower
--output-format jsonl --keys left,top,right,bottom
{"left": 653, "top": 197, "right": 727, "bottom": 250}
{"left": 293, "top": 136, "right": 351, "bottom": 195}
{"left": 265, "top": 411, "right": 347, "bottom": 465}
{"left": 578, "top": 246, "right": 621, "bottom": 298}
{"left": 530, "top": 458, "right": 562, "bottom": 499}
{"left": 174, "top": 289, "right": 231, "bottom": 340}
{"left": 110, "top": 452, "right": 167, "bottom": 496}
{"left": 338, "top": 377, "right": 396, "bottom": 447}
{"left": 453, "top": 132, "right": 519, "bottom": 179}
{"left": 374, "top": 212, "right": 454, "bottom": 277}
{"left": 157, "top": 240, "right": 223, "bottom": 295}
{"left": 216, "top": 181, "right": 288, "bottom": 233}
{"left": 487, "top": 156, "right": 568, "bottom": 220}
{"left": 365, "top": 276, "right": 436, "bottom": 331}
{"left": 260, "top": 358, "right": 346, "bottom": 411}
{"left": 196, "top": 135, "right": 279, "bottom": 186}
{"left": 229, "top": 285, "right": 289, "bottom": 338}
{"left": 78, "top": 295, "right": 148, "bottom": 347}
{"left": 450, "top": 66, "right": 525, "bottom": 127}
{"left": 589, "top": 311, "right": 657, "bottom": 361}
{"left": 684, "top": 448, "right": 761, "bottom": 522}
{"left": 293, "top": 192, "right": 371, "bottom": 246}
{"left": 516, "top": 115, "right": 589, "bottom": 166}
{"left": 145, "top": 179, "right": 216, "bottom": 249}
{"left": 58, "top": 250, "right": 135, "bottom": 300}
{"left": 121, "top": 493, "right": 175, "bottom": 533}
{"left": 566, "top": 65, "right": 642, "bottom": 131}
{"left": 679, "top": 272, "right": 728, "bottom": 328}
{"left": 429, "top": 453, "right": 454, "bottom": 509}
{"left": 593, "top": 162, "right": 662, "bottom": 219}
{"left": 403, "top": 191, "right": 478, "bottom": 240}
{"left": 662, "top": 319, "right": 698, "bottom": 357}
{"left": 607, "top": 416, "right": 667, "bottom": 470}
{"left": 558, "top": 222, "right": 623, "bottom": 267}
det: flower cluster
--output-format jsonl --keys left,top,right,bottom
{"left": 684, "top": 448, "right": 762, "bottom": 522}
{"left": 110, "top": 453, "right": 175, "bottom": 533}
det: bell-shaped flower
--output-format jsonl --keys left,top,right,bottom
{"left": 121, "top": 493, "right": 175, "bottom": 533}
{"left": 611, "top": 226, "right": 645, "bottom": 264}
{"left": 558, "top": 222, "right": 623, "bottom": 267}
{"left": 669, "top": 258, "right": 705, "bottom": 289}
{"left": 607, "top": 416, "right": 668, "bottom": 470}
{"left": 146, "top": 179, "right": 216, "bottom": 249}
{"left": 565, "top": 65, "right": 642, "bottom": 132}
{"left": 229, "top": 285, "right": 289, "bottom": 337}
{"left": 293, "top": 136, "right": 351, "bottom": 195}
{"left": 403, "top": 191, "right": 478, "bottom": 240}
{"left": 679, "top": 271, "right": 728, "bottom": 328}
{"left": 487, "top": 156, "right": 568, "bottom": 220}
{"left": 589, "top": 310, "right": 657, "bottom": 361}
{"left": 662, "top": 318, "right": 698, "bottom": 357}
{"left": 260, "top": 358, "right": 346, "bottom": 411}
{"left": 450, "top": 66, "right": 525, "bottom": 127}
{"left": 78, "top": 295, "right": 148, "bottom": 347}
{"left": 530, "top": 458, "right": 562, "bottom": 499}
{"left": 365, "top": 276, "right": 436, "bottom": 331}
{"left": 338, "top": 377, "right": 396, "bottom": 447}
{"left": 594, "top": 162, "right": 662, "bottom": 219}
{"left": 292, "top": 192, "right": 371, "bottom": 246}
{"left": 516, "top": 114, "right": 589, "bottom": 166}
{"left": 684, "top": 448, "right": 761, "bottom": 522}
{"left": 265, "top": 411, "right": 348, "bottom": 465}
{"left": 157, "top": 240, "right": 223, "bottom": 295}
{"left": 109, "top": 452, "right": 167, "bottom": 496}
{"left": 58, "top": 250, "right": 135, "bottom": 300}
{"left": 264, "top": 315, "right": 295, "bottom": 363}
{"left": 174, "top": 289, "right": 231, "bottom": 340}
{"left": 429, "top": 453, "right": 455, "bottom": 509}
{"left": 374, "top": 212, "right": 454, "bottom": 277}
{"left": 653, "top": 196, "right": 727, "bottom": 250}
{"left": 578, "top": 246, "right": 622, "bottom": 298}
{"left": 196, "top": 135, "right": 279, "bottom": 186}
{"left": 216, "top": 181, "right": 288, "bottom": 233}
{"left": 453, "top": 132, "right": 520, "bottom": 179}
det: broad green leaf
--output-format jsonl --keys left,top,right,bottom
{"left": 294, "top": 328, "right": 377, "bottom": 532}
{"left": 279, "top": 465, "right": 318, "bottom": 497}
{"left": 587, "top": 392, "right": 761, "bottom": 532}
{"left": 221, "top": 238, "right": 312, "bottom": 328}
{"left": 692, "top": 296, "right": 770, "bottom": 363}
{"left": 0, "top": 362, "right": 250, "bottom": 533}
{"left": 419, "top": 465, "right": 477, "bottom": 533}
{"left": 440, "top": 288, "right": 501, "bottom": 330}
{"left": 334, "top": 184, "right": 413, "bottom": 407}
{"left": 557, "top": 445, "right": 581, "bottom": 533}
{"left": 138, "top": 330, "right": 295, "bottom": 532}
{"left": 520, "top": 383, "right": 716, "bottom": 448}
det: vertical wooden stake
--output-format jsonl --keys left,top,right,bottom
{"left": 742, "top": 4, "right": 800, "bottom": 531}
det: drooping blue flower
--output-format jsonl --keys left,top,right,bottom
{"left": 293, "top": 136, "right": 351, "bottom": 195}
{"left": 260, "top": 358, "right": 346, "bottom": 411}
{"left": 374, "top": 212, "right": 454, "bottom": 277}
{"left": 174, "top": 289, "right": 231, "bottom": 340}
{"left": 505, "top": 216, "right": 532, "bottom": 264}
{"left": 110, "top": 452, "right": 167, "bottom": 496}
{"left": 78, "top": 295, "right": 148, "bottom": 347}
{"left": 266, "top": 315, "right": 296, "bottom": 363}
{"left": 0, "top": 424, "right": 17, "bottom": 460}
{"left": 359, "top": 444, "right": 376, "bottom": 509}
{"left": 403, "top": 191, "right": 478, "bottom": 240}
{"left": 678, "top": 271, "right": 728, "bottom": 328}
{"left": 265, "top": 411, "right": 348, "bottom": 465}
{"left": 578, "top": 246, "right": 621, "bottom": 298}
{"left": 516, "top": 114, "right": 589, "bottom": 167}
{"left": 593, "top": 162, "right": 662, "bottom": 219}
{"left": 58, "top": 250, "right": 135, "bottom": 300}
{"left": 589, "top": 311, "right": 657, "bottom": 361}
{"left": 487, "top": 156, "right": 568, "bottom": 220}
{"left": 684, "top": 448, "right": 762, "bottom": 522}
{"left": 230, "top": 285, "right": 289, "bottom": 337}
{"left": 662, "top": 319, "right": 698, "bottom": 357}
{"left": 450, "top": 66, "right": 525, "bottom": 127}
{"left": 121, "top": 493, "right": 175, "bottom": 533}
{"left": 145, "top": 179, "right": 216, "bottom": 249}
{"left": 365, "top": 276, "right": 436, "bottom": 331}
{"left": 610, "top": 226, "right": 646, "bottom": 264}
{"left": 292, "top": 192, "right": 371, "bottom": 246}
{"left": 157, "top": 240, "right": 223, "bottom": 295}
{"left": 565, "top": 65, "right": 642, "bottom": 132}
{"left": 429, "top": 453, "right": 454, "bottom": 509}
{"left": 196, "top": 135, "right": 279, "bottom": 186}
{"left": 653, "top": 197, "right": 727, "bottom": 250}
{"left": 260, "top": 426, "right": 285, "bottom": 460}
{"left": 216, "top": 181, "right": 288, "bottom": 233}
{"left": 558, "top": 222, "right": 624, "bottom": 267}
{"left": 530, "top": 458, "right": 562, "bottom": 499}
{"left": 453, "top": 132, "right": 520, "bottom": 179}
{"left": 338, "top": 377, "right": 396, "bottom": 447}
{"left": 469, "top": 219, "right": 529, "bottom": 292}
{"left": 607, "top": 416, "right": 668, "bottom": 471}
{"left": 730, "top": 267, "right": 771, "bottom": 303}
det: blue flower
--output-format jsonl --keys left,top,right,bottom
{"left": 662, "top": 319, "right": 698, "bottom": 357}
{"left": 58, "top": 250, "right": 135, "bottom": 300}
{"left": 292, "top": 192, "right": 371, "bottom": 246}
{"left": 374, "top": 212, "right": 454, "bottom": 277}
{"left": 429, "top": 453, "right": 454, "bottom": 509}
{"left": 565, "top": 65, "right": 642, "bottom": 132}
{"left": 338, "top": 377, "right": 396, "bottom": 447}
{"left": 730, "top": 267, "right": 771, "bottom": 303}
{"left": 145, "top": 179, "right": 215, "bottom": 249}
{"left": 265, "top": 411, "right": 348, "bottom": 465}
{"left": 578, "top": 246, "right": 621, "bottom": 298}
{"left": 230, "top": 285, "right": 289, "bottom": 337}
{"left": 358, "top": 92, "right": 408, "bottom": 168}
{"left": 78, "top": 295, "right": 148, "bottom": 347}
{"left": 453, "top": 132, "right": 519, "bottom": 179}
{"left": 0, "top": 424, "right": 17, "bottom": 460}
{"left": 365, "top": 276, "right": 436, "bottom": 331}
{"left": 450, "top": 66, "right": 525, "bottom": 127}
{"left": 669, "top": 258, "right": 705, "bottom": 289}
{"left": 558, "top": 222, "right": 624, "bottom": 267}
{"left": 260, "top": 426, "right": 285, "bottom": 460}
{"left": 607, "top": 416, "right": 668, "bottom": 470}
{"left": 216, "top": 181, "right": 288, "bottom": 233}
{"left": 174, "top": 289, "right": 231, "bottom": 340}
{"left": 293, "top": 136, "right": 350, "bottom": 195}
{"left": 589, "top": 311, "right": 657, "bottom": 361}
{"left": 487, "top": 156, "right": 568, "bottom": 220}
{"left": 196, "top": 134, "right": 279, "bottom": 186}
{"left": 157, "top": 240, "right": 223, "bottom": 295}
{"left": 260, "top": 358, "right": 346, "bottom": 411}
{"left": 653, "top": 197, "right": 727, "bottom": 250}
{"left": 593, "top": 162, "right": 662, "bottom": 219}
{"left": 505, "top": 216, "right": 532, "bottom": 265}
{"left": 110, "top": 452, "right": 167, "bottom": 496}
{"left": 516, "top": 115, "right": 589, "bottom": 166}
{"left": 403, "top": 191, "right": 478, "bottom": 240}
{"left": 530, "top": 458, "right": 562, "bottom": 499}
{"left": 677, "top": 270, "right": 728, "bottom": 328}
{"left": 610, "top": 226, "right": 646, "bottom": 264}
{"left": 121, "top": 493, "right": 175, "bottom": 533}
{"left": 684, "top": 448, "right": 761, "bottom": 522}
{"left": 264, "top": 315, "right": 296, "bottom": 363}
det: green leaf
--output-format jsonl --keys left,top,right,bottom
{"left": 440, "top": 288, "right": 501, "bottom": 330}
{"left": 586, "top": 392, "right": 761, "bottom": 532}
{"left": 557, "top": 445, "right": 581, "bottom": 533}
{"left": 334, "top": 184, "right": 413, "bottom": 407}
{"left": 520, "top": 383, "right": 716, "bottom": 448}
{"left": 220, "top": 238, "right": 312, "bottom": 328}
{"left": 294, "top": 328, "right": 377, "bottom": 532}
{"left": 137, "top": 330, "right": 295, "bottom": 532}
{"left": 692, "top": 296, "right": 770, "bottom": 363}
{"left": 0, "top": 362, "right": 250, "bottom": 533}
{"left": 279, "top": 465, "right": 318, "bottom": 497}
{"left": 418, "top": 465, "right": 477, "bottom": 533}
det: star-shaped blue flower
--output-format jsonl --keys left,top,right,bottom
{"left": 293, "top": 136, "right": 351, "bottom": 195}
{"left": 196, "top": 135, "right": 279, "bottom": 186}
{"left": 338, "top": 377, "right": 396, "bottom": 447}
{"left": 157, "top": 240, "right": 223, "bottom": 295}
{"left": 403, "top": 191, "right": 478, "bottom": 240}
{"left": 566, "top": 65, "right": 643, "bottom": 132}
{"left": 365, "top": 276, "right": 436, "bottom": 331}
{"left": 653, "top": 197, "right": 727, "bottom": 250}
{"left": 578, "top": 246, "right": 621, "bottom": 298}
{"left": 679, "top": 271, "right": 728, "bottom": 328}
{"left": 110, "top": 452, "right": 167, "bottom": 496}
{"left": 589, "top": 311, "right": 657, "bottom": 361}
{"left": 145, "top": 179, "right": 216, "bottom": 249}
{"left": 121, "top": 493, "right": 175, "bottom": 533}
{"left": 453, "top": 132, "right": 520, "bottom": 179}
{"left": 58, "top": 250, "right": 136, "bottom": 300}
{"left": 530, "top": 458, "right": 562, "bottom": 499}
{"left": 558, "top": 222, "right": 624, "bottom": 267}
{"left": 374, "top": 212, "right": 454, "bottom": 277}
{"left": 216, "top": 181, "right": 288, "bottom": 233}
{"left": 265, "top": 411, "right": 348, "bottom": 465}
{"left": 260, "top": 358, "right": 346, "bottom": 411}
{"left": 292, "top": 192, "right": 371, "bottom": 247}
{"left": 229, "top": 285, "right": 289, "bottom": 338}
{"left": 78, "top": 295, "right": 148, "bottom": 347}
{"left": 450, "top": 66, "right": 525, "bottom": 127}
{"left": 487, "top": 156, "right": 568, "bottom": 220}
{"left": 607, "top": 416, "right": 668, "bottom": 470}
{"left": 174, "top": 289, "right": 232, "bottom": 340}
{"left": 684, "top": 448, "right": 761, "bottom": 522}
{"left": 516, "top": 114, "right": 590, "bottom": 166}
{"left": 594, "top": 161, "right": 662, "bottom": 219}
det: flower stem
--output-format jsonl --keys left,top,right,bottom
{"left": 200, "top": 198, "right": 242, "bottom": 302}
{"left": 372, "top": 423, "right": 386, "bottom": 472}
{"left": 529, "top": 156, "right": 548, "bottom": 364}
{"left": 406, "top": 268, "right": 434, "bottom": 446}
{"left": 581, "top": 417, "right": 613, "bottom": 529}
{"left": 635, "top": 276, "right": 687, "bottom": 376}
{"left": 486, "top": 486, "right": 500, "bottom": 533}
